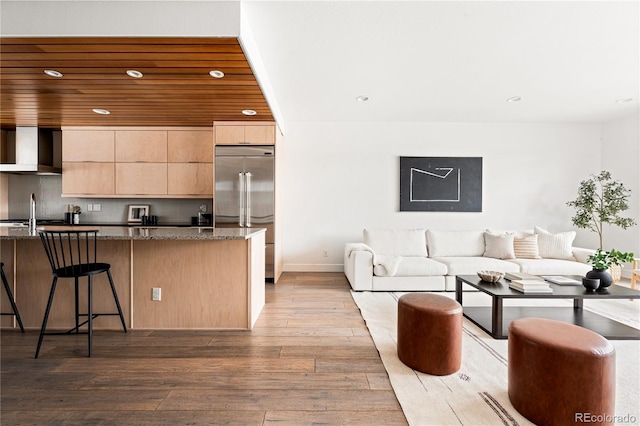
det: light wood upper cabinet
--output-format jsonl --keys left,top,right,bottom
{"left": 62, "top": 127, "right": 215, "bottom": 198}
{"left": 115, "top": 130, "right": 167, "bottom": 162}
{"left": 168, "top": 130, "right": 213, "bottom": 163}
{"left": 214, "top": 122, "right": 275, "bottom": 145}
{"left": 244, "top": 126, "right": 275, "bottom": 145}
{"left": 62, "top": 162, "right": 115, "bottom": 195}
{"left": 168, "top": 163, "right": 213, "bottom": 195}
{"left": 62, "top": 130, "right": 114, "bottom": 162}
{"left": 116, "top": 163, "right": 167, "bottom": 195}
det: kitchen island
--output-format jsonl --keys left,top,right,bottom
{"left": 0, "top": 226, "right": 266, "bottom": 330}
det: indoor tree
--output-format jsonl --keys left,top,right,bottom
{"left": 567, "top": 170, "right": 636, "bottom": 272}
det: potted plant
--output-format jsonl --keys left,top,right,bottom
{"left": 567, "top": 170, "right": 636, "bottom": 285}
{"left": 586, "top": 248, "right": 635, "bottom": 289}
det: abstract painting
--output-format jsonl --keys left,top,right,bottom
{"left": 400, "top": 157, "right": 482, "bottom": 212}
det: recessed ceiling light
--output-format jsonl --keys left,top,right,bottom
{"left": 209, "top": 70, "right": 225, "bottom": 78}
{"left": 506, "top": 96, "right": 523, "bottom": 103}
{"left": 126, "top": 69, "right": 143, "bottom": 78}
{"left": 44, "top": 69, "right": 63, "bottom": 78}
{"left": 242, "top": 109, "right": 257, "bottom": 116}
{"left": 356, "top": 96, "right": 370, "bottom": 102}
{"left": 615, "top": 98, "right": 634, "bottom": 103}
{"left": 92, "top": 108, "right": 111, "bottom": 115}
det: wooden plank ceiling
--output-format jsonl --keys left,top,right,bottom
{"left": 0, "top": 37, "right": 274, "bottom": 128}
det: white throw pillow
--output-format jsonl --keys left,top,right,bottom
{"left": 427, "top": 230, "right": 485, "bottom": 257}
{"left": 514, "top": 234, "right": 542, "bottom": 259}
{"left": 363, "top": 229, "right": 428, "bottom": 257}
{"left": 534, "top": 226, "right": 576, "bottom": 260}
{"left": 483, "top": 231, "right": 515, "bottom": 259}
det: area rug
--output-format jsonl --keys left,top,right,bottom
{"left": 351, "top": 291, "right": 640, "bottom": 426}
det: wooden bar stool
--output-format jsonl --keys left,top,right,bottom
{"left": 36, "top": 229, "right": 127, "bottom": 358}
{"left": 1, "top": 261, "right": 25, "bottom": 333}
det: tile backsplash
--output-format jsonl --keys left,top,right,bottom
{"left": 8, "top": 175, "right": 212, "bottom": 224}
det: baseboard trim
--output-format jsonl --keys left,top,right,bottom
{"left": 283, "top": 264, "right": 344, "bottom": 273}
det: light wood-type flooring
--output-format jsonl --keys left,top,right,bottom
{"left": 0, "top": 272, "right": 407, "bottom": 425}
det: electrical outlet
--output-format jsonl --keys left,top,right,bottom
{"left": 323, "top": 249, "right": 329, "bottom": 257}
{"left": 93, "top": 204, "right": 101, "bottom": 212}
{"left": 152, "top": 288, "right": 161, "bottom": 301}
{"left": 87, "top": 204, "right": 93, "bottom": 212}
{"left": 199, "top": 204, "right": 207, "bottom": 213}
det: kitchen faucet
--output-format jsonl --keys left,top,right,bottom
{"left": 28, "top": 193, "right": 36, "bottom": 232}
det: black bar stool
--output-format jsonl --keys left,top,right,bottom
{"left": 36, "top": 229, "right": 127, "bottom": 358}
{"left": 1, "top": 261, "right": 25, "bottom": 333}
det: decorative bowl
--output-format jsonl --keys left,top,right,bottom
{"left": 477, "top": 270, "right": 505, "bottom": 283}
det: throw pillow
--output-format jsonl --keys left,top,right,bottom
{"left": 514, "top": 234, "right": 541, "bottom": 259}
{"left": 534, "top": 226, "right": 576, "bottom": 260}
{"left": 483, "top": 231, "right": 515, "bottom": 259}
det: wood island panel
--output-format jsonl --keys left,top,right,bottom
{"left": 1, "top": 240, "right": 15, "bottom": 329}
{"left": 13, "top": 239, "right": 131, "bottom": 330}
{"left": 132, "top": 239, "right": 250, "bottom": 329}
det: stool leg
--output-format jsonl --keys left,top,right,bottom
{"left": 1, "top": 265, "right": 24, "bottom": 333}
{"left": 87, "top": 275, "right": 93, "bottom": 357}
{"left": 74, "top": 276, "right": 80, "bottom": 333}
{"left": 35, "top": 277, "right": 58, "bottom": 359}
{"left": 106, "top": 270, "right": 127, "bottom": 333}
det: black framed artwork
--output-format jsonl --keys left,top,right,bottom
{"left": 399, "top": 156, "right": 482, "bottom": 212}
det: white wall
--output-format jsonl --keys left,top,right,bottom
{"left": 279, "top": 121, "right": 604, "bottom": 271}
{"left": 602, "top": 115, "right": 640, "bottom": 258}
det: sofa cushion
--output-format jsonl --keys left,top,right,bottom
{"left": 484, "top": 231, "right": 515, "bottom": 259}
{"left": 507, "top": 258, "right": 590, "bottom": 276}
{"left": 427, "top": 230, "right": 485, "bottom": 257}
{"left": 514, "top": 234, "right": 541, "bottom": 259}
{"left": 364, "top": 228, "right": 427, "bottom": 257}
{"left": 373, "top": 257, "right": 447, "bottom": 277}
{"left": 433, "top": 256, "right": 520, "bottom": 275}
{"left": 534, "top": 226, "right": 576, "bottom": 260}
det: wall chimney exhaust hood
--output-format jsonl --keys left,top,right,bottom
{"left": 0, "top": 127, "right": 62, "bottom": 175}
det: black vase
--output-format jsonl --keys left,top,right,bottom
{"left": 586, "top": 268, "right": 613, "bottom": 290}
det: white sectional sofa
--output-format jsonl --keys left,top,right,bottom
{"left": 344, "top": 227, "right": 593, "bottom": 291}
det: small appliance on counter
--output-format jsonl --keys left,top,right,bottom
{"left": 64, "top": 204, "right": 81, "bottom": 224}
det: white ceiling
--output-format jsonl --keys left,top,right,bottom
{"left": 242, "top": 1, "right": 639, "bottom": 124}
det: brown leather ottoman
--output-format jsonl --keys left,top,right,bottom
{"left": 508, "top": 318, "right": 616, "bottom": 426}
{"left": 397, "top": 293, "right": 462, "bottom": 376}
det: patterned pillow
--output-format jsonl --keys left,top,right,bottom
{"left": 534, "top": 226, "right": 576, "bottom": 260}
{"left": 514, "top": 234, "right": 541, "bottom": 259}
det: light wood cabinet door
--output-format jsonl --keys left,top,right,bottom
{"left": 244, "top": 125, "right": 275, "bottom": 144}
{"left": 215, "top": 125, "right": 275, "bottom": 145}
{"left": 62, "top": 130, "right": 115, "bottom": 162}
{"left": 115, "top": 130, "right": 167, "bottom": 162}
{"left": 168, "top": 163, "right": 214, "bottom": 195}
{"left": 62, "top": 162, "right": 115, "bottom": 195}
{"left": 214, "top": 125, "right": 245, "bottom": 145}
{"left": 116, "top": 163, "right": 167, "bottom": 195}
{"left": 168, "top": 130, "right": 213, "bottom": 163}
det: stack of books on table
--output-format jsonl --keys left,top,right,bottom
{"left": 508, "top": 279, "right": 553, "bottom": 293}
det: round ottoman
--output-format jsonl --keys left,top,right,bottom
{"left": 508, "top": 318, "right": 616, "bottom": 426}
{"left": 397, "top": 293, "right": 462, "bottom": 376}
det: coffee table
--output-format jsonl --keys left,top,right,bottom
{"left": 455, "top": 275, "right": 640, "bottom": 339}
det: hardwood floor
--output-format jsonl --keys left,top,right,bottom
{"left": 0, "top": 272, "right": 407, "bottom": 425}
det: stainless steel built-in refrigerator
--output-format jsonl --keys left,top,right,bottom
{"left": 214, "top": 145, "right": 275, "bottom": 279}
